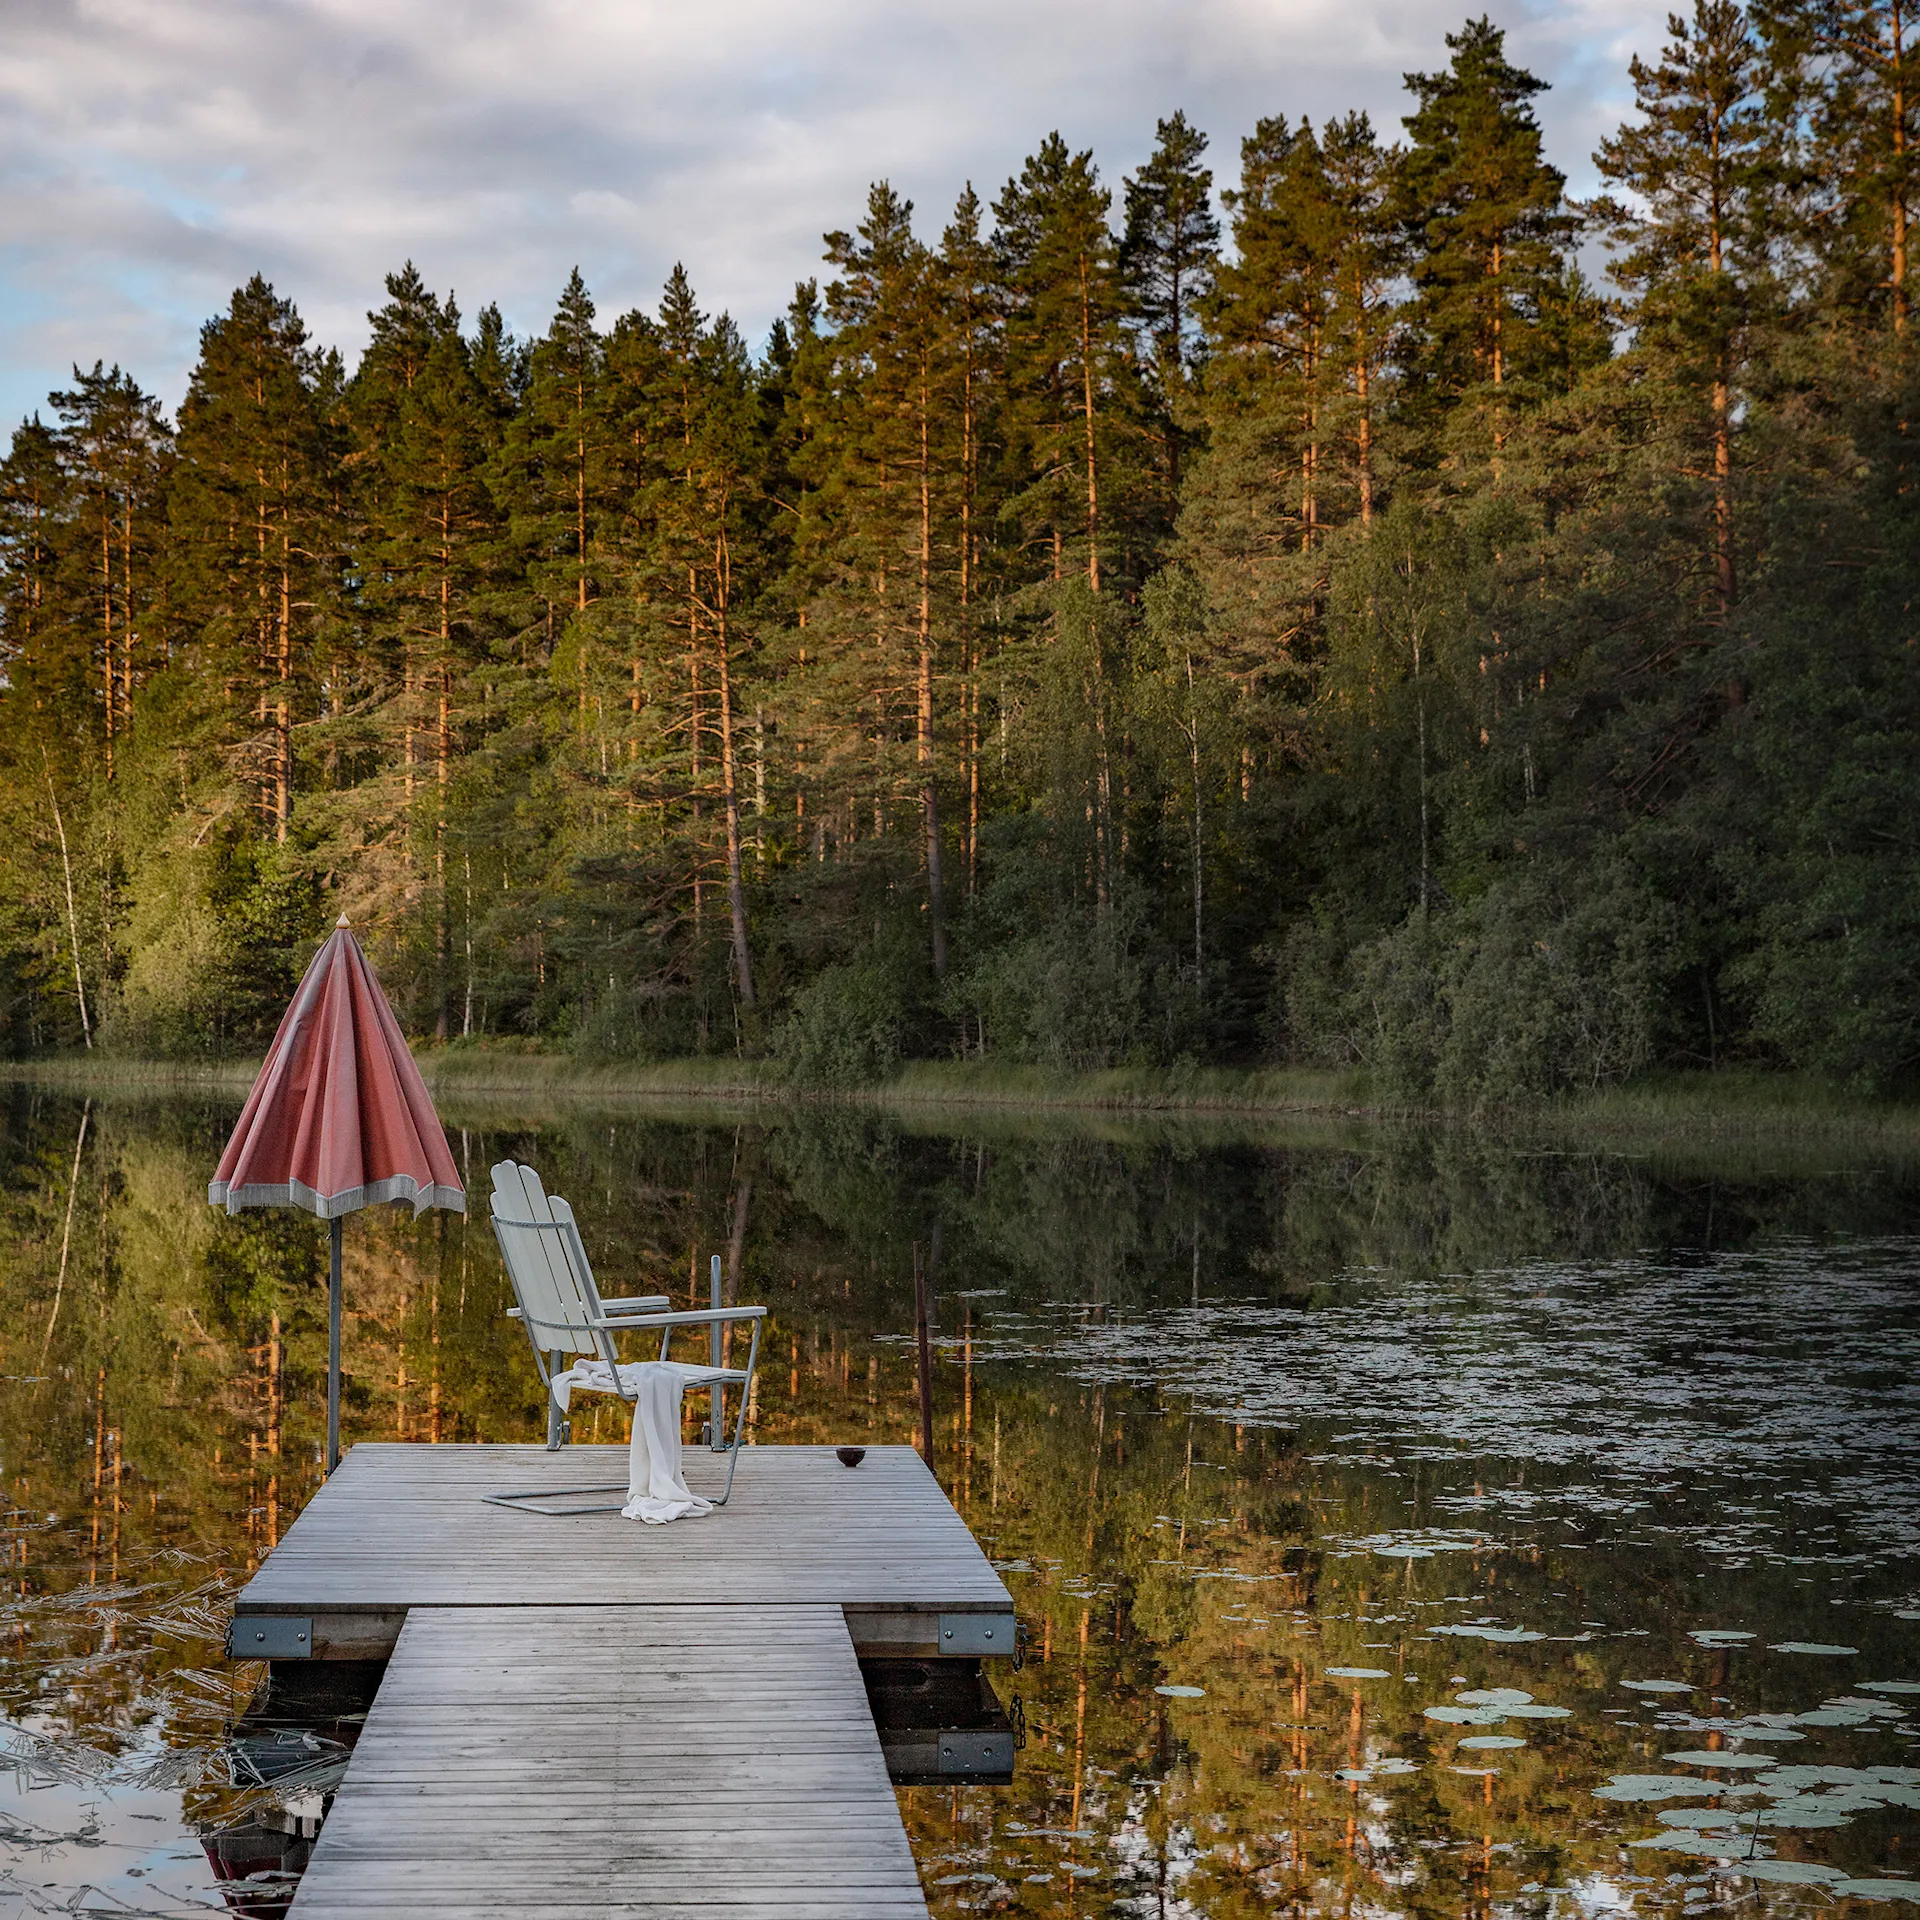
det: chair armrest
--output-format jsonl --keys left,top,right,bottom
{"left": 590, "top": 1305, "right": 768, "bottom": 1330}
{"left": 599, "top": 1295, "right": 674, "bottom": 1314}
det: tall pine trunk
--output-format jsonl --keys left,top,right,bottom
{"left": 713, "top": 534, "right": 755, "bottom": 1009}
{"left": 917, "top": 351, "right": 947, "bottom": 978}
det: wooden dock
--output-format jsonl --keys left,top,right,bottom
{"left": 230, "top": 1444, "right": 1012, "bottom": 1918}
{"left": 290, "top": 1605, "right": 928, "bottom": 1918}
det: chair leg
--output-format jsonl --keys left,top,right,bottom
{"left": 546, "top": 1350, "right": 569, "bottom": 1450}
{"left": 710, "top": 1320, "right": 761, "bottom": 1508}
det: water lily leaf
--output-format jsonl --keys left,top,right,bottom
{"left": 1659, "top": 1806, "right": 1743, "bottom": 1829}
{"left": 1742, "top": 1801, "right": 1854, "bottom": 1829}
{"left": 1593, "top": 1776, "right": 1717, "bottom": 1801}
{"left": 1326, "top": 1667, "right": 1391, "bottom": 1679}
{"left": 1758, "top": 1765, "right": 1875, "bottom": 1789}
{"left": 1831, "top": 1879, "right": 1920, "bottom": 1902}
{"left": 1424, "top": 1705, "right": 1506, "bottom": 1724}
{"left": 1626, "top": 1833, "right": 1743, "bottom": 1856}
{"left": 1457, "top": 1734, "right": 1525, "bottom": 1750}
{"left": 1770, "top": 1641, "right": 1858, "bottom": 1656}
{"left": 1861, "top": 1680, "right": 1920, "bottom": 1695}
{"left": 1429, "top": 1624, "right": 1545, "bottom": 1643}
{"left": 1370, "top": 1757, "right": 1420, "bottom": 1775}
{"left": 1154, "top": 1684, "right": 1206, "bottom": 1698}
{"left": 1335, "top": 1767, "right": 1372, "bottom": 1781}
{"left": 1727, "top": 1860, "right": 1848, "bottom": 1885}
{"left": 1505, "top": 1703, "right": 1573, "bottom": 1718}
{"left": 1456, "top": 1688, "right": 1534, "bottom": 1706}
{"left": 1663, "top": 1751, "right": 1779, "bottom": 1768}
{"left": 1689, "top": 1629, "right": 1756, "bottom": 1647}
{"left": 1622, "top": 1678, "right": 1694, "bottom": 1692}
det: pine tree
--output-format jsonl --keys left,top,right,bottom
{"left": 993, "top": 135, "right": 1140, "bottom": 592}
{"left": 1755, "top": 0, "right": 1920, "bottom": 329}
{"left": 364, "top": 319, "right": 502, "bottom": 1032}
{"left": 168, "top": 277, "right": 333, "bottom": 841}
{"left": 815, "top": 183, "right": 959, "bottom": 970}
{"left": 0, "top": 418, "right": 81, "bottom": 745}
{"left": 46, "top": 366, "right": 173, "bottom": 780}
{"left": 938, "top": 186, "right": 1002, "bottom": 890}
{"left": 1121, "top": 111, "right": 1221, "bottom": 496}
{"left": 637, "top": 267, "right": 769, "bottom": 1009}
{"left": 1596, "top": 0, "right": 1774, "bottom": 607}
{"left": 503, "top": 270, "right": 610, "bottom": 659}
{"left": 1399, "top": 18, "right": 1580, "bottom": 424}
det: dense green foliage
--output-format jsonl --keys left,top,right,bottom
{"left": 5, "top": 7, "right": 1919, "bottom": 1096}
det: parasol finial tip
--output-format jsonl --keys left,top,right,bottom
{"left": 336, "top": 912, "right": 352, "bottom": 929}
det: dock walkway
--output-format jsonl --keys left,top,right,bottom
{"left": 232, "top": 1444, "right": 1011, "bottom": 1918}
{"left": 290, "top": 1603, "right": 928, "bottom": 1919}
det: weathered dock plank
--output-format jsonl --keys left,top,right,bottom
{"left": 288, "top": 1602, "right": 930, "bottom": 1919}
{"left": 235, "top": 1444, "right": 1010, "bottom": 1660}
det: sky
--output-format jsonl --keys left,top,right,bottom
{"left": 0, "top": 0, "right": 1673, "bottom": 429}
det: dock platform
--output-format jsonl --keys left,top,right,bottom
{"left": 230, "top": 1444, "right": 1012, "bottom": 1917}
{"left": 291, "top": 1603, "right": 928, "bottom": 1919}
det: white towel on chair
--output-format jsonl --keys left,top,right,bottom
{"left": 621, "top": 1361, "right": 713, "bottom": 1524}
{"left": 542, "top": 1358, "right": 714, "bottom": 1524}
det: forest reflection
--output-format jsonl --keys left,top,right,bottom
{"left": 1, "top": 1085, "right": 1917, "bottom": 1918}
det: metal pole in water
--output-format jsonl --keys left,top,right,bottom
{"left": 914, "top": 1243, "right": 934, "bottom": 1469}
{"left": 327, "top": 1215, "right": 343, "bottom": 1475}
{"left": 709, "top": 1252, "right": 724, "bottom": 1450}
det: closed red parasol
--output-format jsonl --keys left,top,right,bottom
{"left": 210, "top": 914, "right": 464, "bottom": 1470}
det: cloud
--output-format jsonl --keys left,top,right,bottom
{"left": 0, "top": 0, "right": 1672, "bottom": 426}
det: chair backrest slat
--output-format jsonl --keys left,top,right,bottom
{"left": 489, "top": 1160, "right": 599, "bottom": 1355}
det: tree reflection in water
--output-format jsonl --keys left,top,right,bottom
{"left": 0, "top": 1085, "right": 1916, "bottom": 1916}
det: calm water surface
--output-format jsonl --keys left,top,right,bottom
{"left": 1, "top": 1087, "right": 1917, "bottom": 1917}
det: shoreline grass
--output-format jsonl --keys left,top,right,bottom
{"left": 5, "top": 1048, "right": 1918, "bottom": 1155}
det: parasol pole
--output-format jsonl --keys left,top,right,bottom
{"left": 327, "top": 1215, "right": 343, "bottom": 1474}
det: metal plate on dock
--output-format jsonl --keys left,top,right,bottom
{"left": 936, "top": 1611, "right": 1015, "bottom": 1656}
{"left": 881, "top": 1727, "right": 1016, "bottom": 1781}
{"left": 228, "top": 1616, "right": 312, "bottom": 1659}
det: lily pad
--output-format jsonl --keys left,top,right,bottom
{"left": 1831, "top": 1880, "right": 1920, "bottom": 1902}
{"left": 1663, "top": 1751, "right": 1780, "bottom": 1768}
{"left": 1456, "top": 1688, "right": 1534, "bottom": 1706}
{"left": 1424, "top": 1705, "right": 1507, "bottom": 1724}
{"left": 1505, "top": 1703, "right": 1573, "bottom": 1719}
{"left": 1861, "top": 1680, "right": 1920, "bottom": 1695}
{"left": 1626, "top": 1832, "right": 1744, "bottom": 1857}
{"left": 1689, "top": 1629, "right": 1756, "bottom": 1647}
{"left": 1429, "top": 1624, "right": 1546, "bottom": 1643}
{"left": 1154, "top": 1684, "right": 1206, "bottom": 1699}
{"left": 1458, "top": 1734, "right": 1526, "bottom": 1750}
{"left": 1335, "top": 1766, "right": 1372, "bottom": 1781}
{"left": 1326, "top": 1667, "right": 1391, "bottom": 1679}
{"left": 1659, "top": 1806, "right": 1744, "bottom": 1829}
{"left": 1370, "top": 1757, "right": 1421, "bottom": 1775}
{"left": 1726, "top": 1860, "right": 1848, "bottom": 1886}
{"left": 1593, "top": 1775, "right": 1718, "bottom": 1802}
{"left": 1622, "top": 1678, "right": 1694, "bottom": 1692}
{"left": 1740, "top": 1801, "right": 1853, "bottom": 1829}
{"left": 1759, "top": 1765, "right": 1877, "bottom": 1789}
{"left": 1770, "top": 1641, "right": 1858, "bottom": 1656}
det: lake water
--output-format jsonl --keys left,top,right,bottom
{"left": 1, "top": 1085, "right": 1917, "bottom": 1917}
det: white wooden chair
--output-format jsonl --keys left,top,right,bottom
{"left": 486, "top": 1160, "right": 765, "bottom": 1514}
